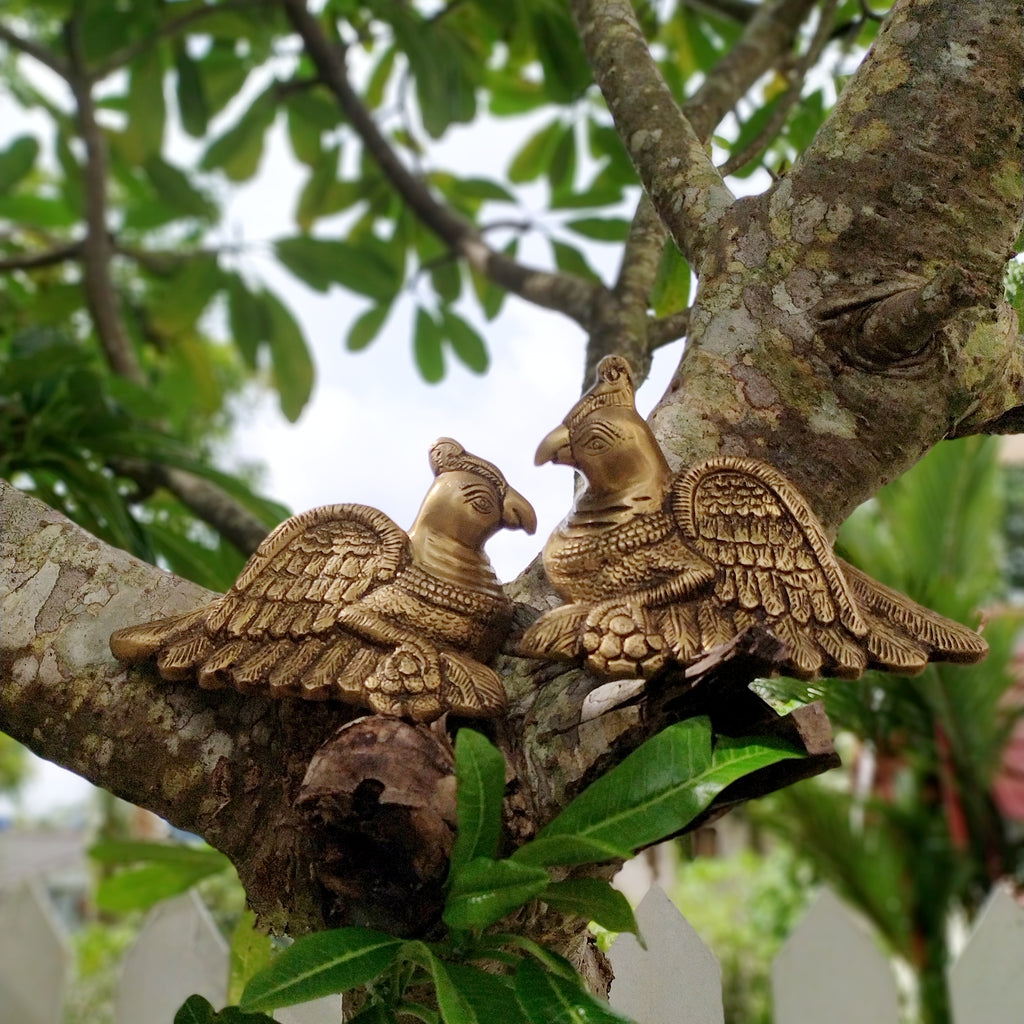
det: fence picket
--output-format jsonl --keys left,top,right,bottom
{"left": 773, "top": 887, "right": 899, "bottom": 1024}
{"left": 948, "top": 882, "right": 1024, "bottom": 1024}
{"left": 274, "top": 994, "right": 345, "bottom": 1023}
{"left": 0, "top": 881, "right": 71, "bottom": 1024}
{"left": 609, "top": 884, "right": 725, "bottom": 1024}
{"left": 114, "top": 890, "right": 228, "bottom": 1024}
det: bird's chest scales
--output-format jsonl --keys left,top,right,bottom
{"left": 544, "top": 511, "right": 678, "bottom": 603}
{"left": 363, "top": 567, "right": 511, "bottom": 656}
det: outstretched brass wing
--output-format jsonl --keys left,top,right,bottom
{"left": 669, "top": 457, "right": 869, "bottom": 678}
{"left": 670, "top": 457, "right": 987, "bottom": 677}
{"left": 110, "top": 504, "right": 422, "bottom": 707}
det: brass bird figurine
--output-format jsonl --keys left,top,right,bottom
{"left": 517, "top": 356, "right": 987, "bottom": 681}
{"left": 111, "top": 439, "right": 536, "bottom": 722}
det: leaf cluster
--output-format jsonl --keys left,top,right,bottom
{"left": 0, "top": 327, "right": 286, "bottom": 589}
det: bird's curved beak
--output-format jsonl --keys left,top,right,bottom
{"left": 502, "top": 486, "right": 537, "bottom": 535}
{"left": 534, "top": 424, "right": 572, "bottom": 467}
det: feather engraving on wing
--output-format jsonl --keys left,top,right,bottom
{"left": 111, "top": 440, "right": 537, "bottom": 722}
{"left": 518, "top": 356, "right": 987, "bottom": 682}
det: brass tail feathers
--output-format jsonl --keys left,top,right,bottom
{"left": 519, "top": 355, "right": 988, "bottom": 682}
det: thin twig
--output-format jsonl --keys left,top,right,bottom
{"left": 0, "top": 21, "right": 69, "bottom": 78}
{"left": 66, "top": 15, "right": 144, "bottom": 384}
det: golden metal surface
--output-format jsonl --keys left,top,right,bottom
{"left": 111, "top": 439, "right": 536, "bottom": 722}
{"left": 519, "top": 356, "right": 988, "bottom": 681}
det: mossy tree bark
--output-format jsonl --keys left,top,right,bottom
{"left": 2, "top": 0, "right": 1021, "bottom": 997}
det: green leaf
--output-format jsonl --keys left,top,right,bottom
{"left": 551, "top": 241, "right": 599, "bottom": 282}
{"left": 444, "top": 857, "right": 550, "bottom": 930}
{"left": 229, "top": 910, "right": 273, "bottom": 1004}
{"left": 441, "top": 964, "right": 527, "bottom": 1024}
{"left": 514, "top": 960, "right": 636, "bottom": 1024}
{"left": 263, "top": 289, "right": 315, "bottom": 422}
{"left": 197, "top": 42, "right": 252, "bottom": 120}
{"left": 275, "top": 236, "right": 399, "bottom": 300}
{"left": 147, "top": 256, "right": 224, "bottom": 338}
{"left": 346, "top": 304, "right": 391, "bottom": 352}
{"left": 441, "top": 309, "right": 489, "bottom": 375}
{"left": 548, "top": 123, "right": 577, "bottom": 195}
{"left": 531, "top": 8, "right": 591, "bottom": 103}
{"left": 214, "top": 1009, "right": 278, "bottom": 1023}
{"left": 295, "top": 148, "right": 350, "bottom": 231}
{"left": 175, "top": 47, "right": 210, "bottom": 137}
{"left": 89, "top": 840, "right": 230, "bottom": 868}
{"left": 541, "top": 879, "right": 641, "bottom": 940}
{"left": 144, "top": 156, "right": 216, "bottom": 220}
{"left": 239, "top": 928, "right": 403, "bottom": 1012}
{"left": 510, "top": 835, "right": 632, "bottom": 870}
{"left": 431, "top": 260, "right": 461, "bottom": 304}
{"left": 508, "top": 120, "right": 562, "bottom": 184}
{"left": 413, "top": 948, "right": 479, "bottom": 1024}
{"left": 449, "top": 729, "right": 507, "bottom": 876}
{"left": 175, "top": 994, "right": 216, "bottom": 1024}
{"left": 565, "top": 218, "right": 631, "bottom": 243}
{"left": 96, "top": 861, "right": 228, "bottom": 912}
{"left": 0, "top": 194, "right": 77, "bottom": 228}
{"left": 413, "top": 308, "right": 445, "bottom": 383}
{"left": 201, "top": 91, "right": 276, "bottom": 182}
{"left": 518, "top": 719, "right": 801, "bottom": 863}
{"left": 472, "top": 239, "right": 517, "bottom": 321}
{"left": 125, "top": 47, "right": 167, "bottom": 160}
{"left": 456, "top": 178, "right": 515, "bottom": 203}
{"left": 227, "top": 274, "right": 270, "bottom": 369}
{"left": 286, "top": 90, "right": 340, "bottom": 166}
{"left": 650, "top": 241, "right": 691, "bottom": 318}
{"left": 0, "top": 135, "right": 39, "bottom": 193}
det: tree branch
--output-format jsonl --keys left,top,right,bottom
{"left": 596, "top": 0, "right": 821, "bottom": 384}
{"left": 685, "top": 0, "right": 821, "bottom": 142}
{"left": 66, "top": 18, "right": 144, "bottom": 385}
{"left": 649, "top": 309, "right": 692, "bottom": 350}
{"left": 0, "top": 241, "right": 83, "bottom": 272}
{"left": 572, "top": 0, "right": 735, "bottom": 270}
{"left": 0, "top": 21, "right": 69, "bottom": 79}
{"left": 1, "top": 480, "right": 836, "bottom": 939}
{"left": 280, "top": 0, "right": 600, "bottom": 328}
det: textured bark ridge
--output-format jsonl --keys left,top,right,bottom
{"left": 649, "top": 0, "right": 1023, "bottom": 530}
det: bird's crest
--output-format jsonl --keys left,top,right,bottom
{"left": 564, "top": 355, "right": 636, "bottom": 430}
{"left": 429, "top": 436, "right": 508, "bottom": 500}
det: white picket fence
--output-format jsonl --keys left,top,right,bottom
{"left": 1, "top": 878, "right": 1022, "bottom": 1023}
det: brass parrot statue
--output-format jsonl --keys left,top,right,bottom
{"left": 517, "top": 356, "right": 987, "bottom": 681}
{"left": 111, "top": 439, "right": 536, "bottom": 722}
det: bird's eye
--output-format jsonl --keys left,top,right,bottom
{"left": 582, "top": 435, "right": 610, "bottom": 453}
{"left": 470, "top": 495, "right": 496, "bottom": 515}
